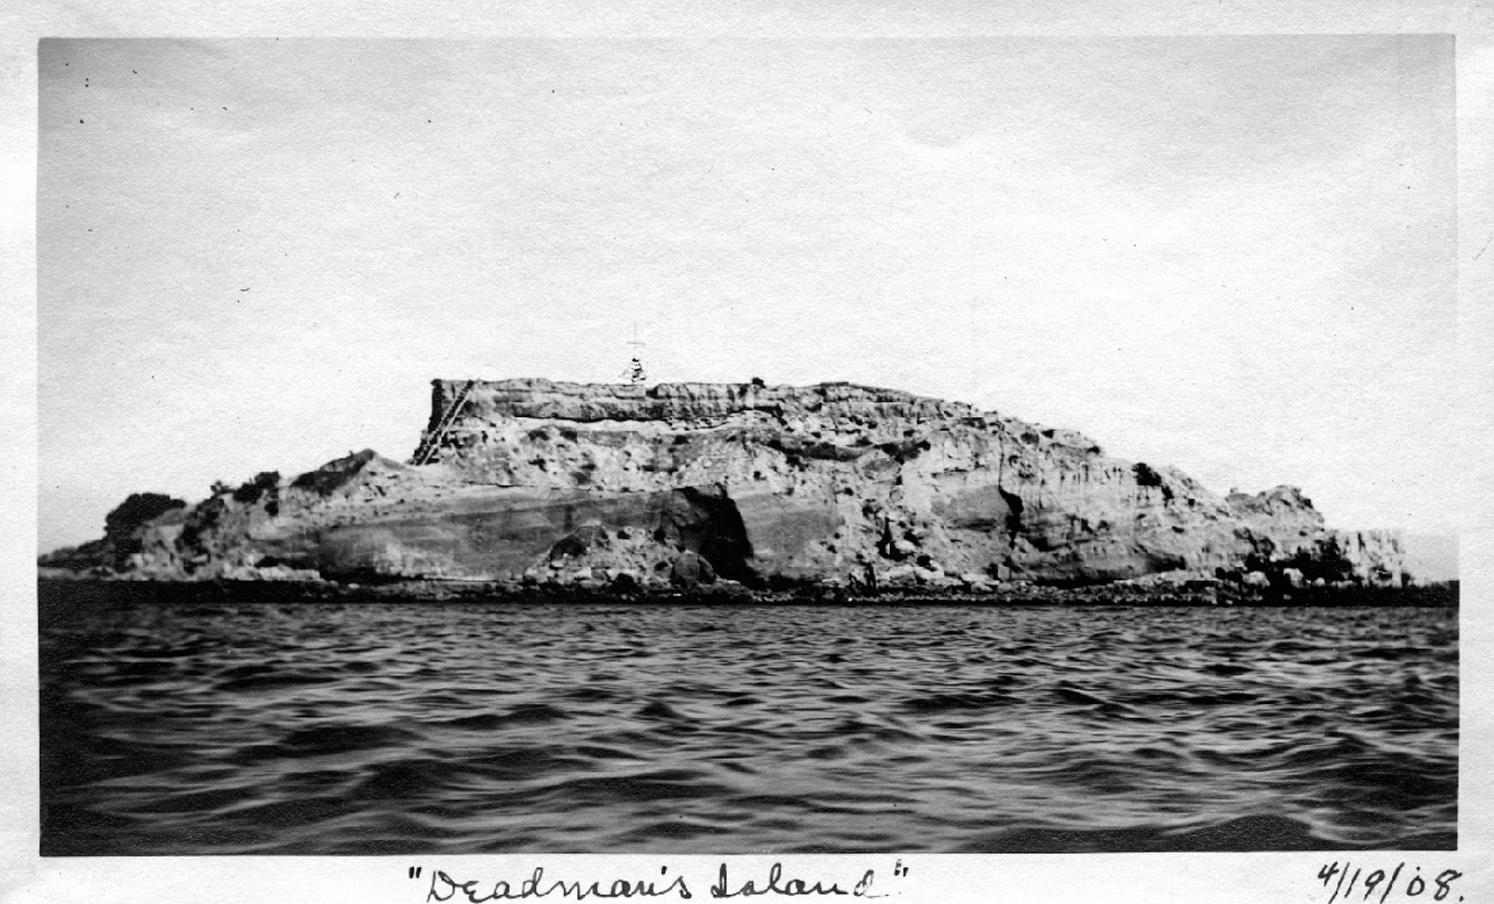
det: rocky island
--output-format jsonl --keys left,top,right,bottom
{"left": 41, "top": 378, "right": 1416, "bottom": 603}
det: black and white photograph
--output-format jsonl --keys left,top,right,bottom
{"left": 12, "top": 18, "right": 1491, "bottom": 902}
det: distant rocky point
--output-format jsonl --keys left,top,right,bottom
{"left": 41, "top": 378, "right": 1410, "bottom": 594}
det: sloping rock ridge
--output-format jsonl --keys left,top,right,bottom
{"left": 44, "top": 379, "right": 1408, "bottom": 588}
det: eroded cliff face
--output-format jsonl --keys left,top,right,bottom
{"left": 48, "top": 379, "right": 1408, "bottom": 588}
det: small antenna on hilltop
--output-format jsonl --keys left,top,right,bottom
{"left": 621, "top": 321, "right": 647, "bottom": 385}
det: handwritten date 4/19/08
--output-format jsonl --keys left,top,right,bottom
{"left": 1318, "top": 862, "right": 1463, "bottom": 904}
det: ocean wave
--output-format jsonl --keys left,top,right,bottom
{"left": 39, "top": 596, "right": 1457, "bottom": 854}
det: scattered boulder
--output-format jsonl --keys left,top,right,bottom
{"left": 883, "top": 564, "right": 916, "bottom": 584}
{"left": 669, "top": 550, "right": 717, "bottom": 588}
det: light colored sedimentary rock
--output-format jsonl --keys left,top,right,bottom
{"left": 45, "top": 379, "right": 1407, "bottom": 587}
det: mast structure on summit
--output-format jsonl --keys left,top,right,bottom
{"left": 622, "top": 321, "right": 647, "bottom": 385}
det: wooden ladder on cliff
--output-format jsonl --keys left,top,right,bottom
{"left": 409, "top": 380, "right": 477, "bottom": 466}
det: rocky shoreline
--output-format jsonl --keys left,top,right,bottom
{"left": 37, "top": 574, "right": 1457, "bottom": 609}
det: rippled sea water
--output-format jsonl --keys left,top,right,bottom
{"left": 39, "top": 584, "right": 1457, "bottom": 854}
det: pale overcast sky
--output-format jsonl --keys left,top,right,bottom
{"left": 38, "top": 36, "right": 1457, "bottom": 551}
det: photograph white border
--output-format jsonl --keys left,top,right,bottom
{"left": 4, "top": 3, "right": 1491, "bottom": 902}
